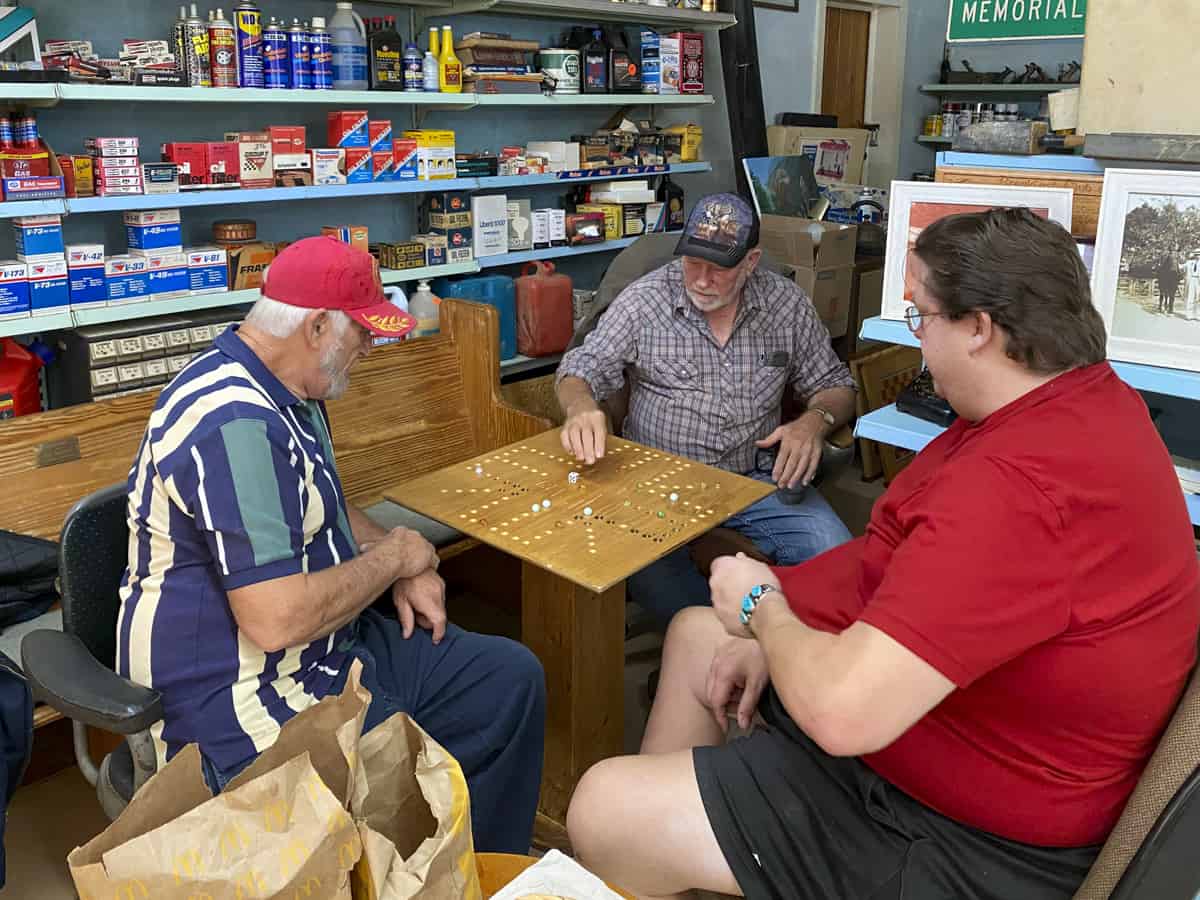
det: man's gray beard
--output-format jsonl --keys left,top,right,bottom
{"left": 320, "top": 341, "right": 351, "bottom": 400}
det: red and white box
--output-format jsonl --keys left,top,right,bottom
{"left": 372, "top": 152, "right": 393, "bottom": 182}
{"left": 369, "top": 120, "right": 392, "bottom": 154}
{"left": 392, "top": 139, "right": 417, "bottom": 180}
{"left": 95, "top": 166, "right": 142, "bottom": 179}
{"left": 86, "top": 137, "right": 140, "bottom": 157}
{"left": 207, "top": 142, "right": 240, "bottom": 189}
{"left": 162, "top": 142, "right": 208, "bottom": 189}
{"left": 311, "top": 148, "right": 346, "bottom": 186}
{"left": 94, "top": 156, "right": 141, "bottom": 170}
{"left": 96, "top": 175, "right": 143, "bottom": 188}
{"left": 268, "top": 125, "right": 306, "bottom": 157}
{"left": 97, "top": 185, "right": 145, "bottom": 196}
{"left": 345, "top": 148, "right": 372, "bottom": 184}
{"left": 223, "top": 131, "right": 272, "bottom": 189}
{"left": 327, "top": 110, "right": 369, "bottom": 148}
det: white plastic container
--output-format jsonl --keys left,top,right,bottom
{"left": 330, "top": 2, "right": 368, "bottom": 90}
{"left": 409, "top": 280, "right": 440, "bottom": 337}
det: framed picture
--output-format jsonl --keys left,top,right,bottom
{"left": 1091, "top": 168, "right": 1200, "bottom": 374}
{"left": 880, "top": 181, "right": 1075, "bottom": 321}
{"left": 753, "top": 0, "right": 799, "bottom": 11}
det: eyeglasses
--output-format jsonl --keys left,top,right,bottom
{"left": 903, "top": 306, "right": 950, "bottom": 334}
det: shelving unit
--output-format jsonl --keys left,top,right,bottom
{"left": 402, "top": 0, "right": 738, "bottom": 30}
{"left": 920, "top": 83, "right": 1076, "bottom": 96}
{"left": 855, "top": 316, "right": 1200, "bottom": 526}
{"left": 917, "top": 135, "right": 953, "bottom": 145}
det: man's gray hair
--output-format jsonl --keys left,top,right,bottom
{"left": 244, "top": 296, "right": 351, "bottom": 339}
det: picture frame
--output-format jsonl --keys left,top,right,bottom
{"left": 879, "top": 181, "right": 1075, "bottom": 321}
{"left": 753, "top": 0, "right": 799, "bottom": 11}
{"left": 1091, "top": 168, "right": 1200, "bottom": 374}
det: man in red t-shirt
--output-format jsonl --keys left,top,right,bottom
{"left": 565, "top": 208, "right": 1200, "bottom": 899}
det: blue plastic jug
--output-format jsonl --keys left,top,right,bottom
{"left": 431, "top": 273, "right": 518, "bottom": 360}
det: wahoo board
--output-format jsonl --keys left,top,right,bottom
{"left": 386, "top": 429, "right": 775, "bottom": 593}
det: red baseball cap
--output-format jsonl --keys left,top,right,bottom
{"left": 261, "top": 236, "right": 416, "bottom": 338}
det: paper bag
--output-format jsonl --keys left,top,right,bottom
{"left": 68, "top": 747, "right": 362, "bottom": 900}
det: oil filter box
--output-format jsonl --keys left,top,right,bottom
{"left": 413, "top": 234, "right": 448, "bottom": 267}
{"left": 145, "top": 251, "right": 190, "bottom": 299}
{"left": 268, "top": 125, "right": 306, "bottom": 156}
{"left": 105, "top": 255, "right": 152, "bottom": 305}
{"left": 369, "top": 120, "right": 393, "bottom": 153}
{"left": 223, "top": 131, "right": 273, "bottom": 189}
{"left": 311, "top": 148, "right": 347, "bottom": 186}
{"left": 142, "top": 162, "right": 180, "bottom": 194}
{"left": 187, "top": 246, "right": 229, "bottom": 294}
{"left": 424, "top": 191, "right": 473, "bottom": 261}
{"left": 379, "top": 240, "right": 426, "bottom": 271}
{"left": 66, "top": 244, "right": 106, "bottom": 309}
{"left": 28, "top": 257, "right": 69, "bottom": 315}
{"left": 13, "top": 214, "right": 65, "bottom": 262}
{"left": 227, "top": 242, "right": 280, "bottom": 291}
{"left": 273, "top": 153, "right": 313, "bottom": 187}
{"left": 162, "top": 142, "right": 207, "bottom": 189}
{"left": 0, "top": 261, "right": 29, "bottom": 319}
{"left": 125, "top": 210, "right": 183, "bottom": 255}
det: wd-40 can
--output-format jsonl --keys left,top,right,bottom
{"left": 287, "top": 19, "right": 311, "bottom": 89}
{"left": 208, "top": 8, "right": 238, "bottom": 87}
{"left": 262, "top": 16, "right": 288, "bottom": 89}
{"left": 234, "top": 0, "right": 264, "bottom": 88}
{"left": 308, "top": 16, "right": 333, "bottom": 90}
{"left": 184, "top": 3, "right": 212, "bottom": 87}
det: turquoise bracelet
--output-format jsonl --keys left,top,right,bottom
{"left": 739, "top": 584, "right": 779, "bottom": 628}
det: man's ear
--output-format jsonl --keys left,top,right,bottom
{"left": 743, "top": 248, "right": 763, "bottom": 275}
{"left": 302, "top": 309, "right": 328, "bottom": 349}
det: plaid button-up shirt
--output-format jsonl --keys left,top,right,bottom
{"left": 557, "top": 259, "right": 855, "bottom": 475}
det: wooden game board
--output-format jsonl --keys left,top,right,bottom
{"left": 388, "top": 429, "right": 776, "bottom": 594}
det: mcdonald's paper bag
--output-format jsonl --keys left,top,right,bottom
{"left": 349, "top": 712, "right": 482, "bottom": 900}
{"left": 68, "top": 748, "right": 362, "bottom": 900}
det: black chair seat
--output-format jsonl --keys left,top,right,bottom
{"left": 105, "top": 740, "right": 135, "bottom": 805}
{"left": 362, "top": 502, "right": 466, "bottom": 549}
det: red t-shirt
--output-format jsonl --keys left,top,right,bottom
{"left": 775, "top": 363, "right": 1199, "bottom": 847}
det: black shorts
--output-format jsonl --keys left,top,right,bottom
{"left": 694, "top": 688, "right": 1100, "bottom": 900}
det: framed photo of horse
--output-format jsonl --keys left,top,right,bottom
{"left": 880, "top": 182, "right": 1075, "bottom": 321}
{"left": 1092, "top": 169, "right": 1200, "bottom": 374}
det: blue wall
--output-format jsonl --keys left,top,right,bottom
{"left": 898, "top": 0, "right": 1083, "bottom": 179}
{"left": 754, "top": 1, "right": 819, "bottom": 125}
{"left": 13, "top": 0, "right": 736, "bottom": 289}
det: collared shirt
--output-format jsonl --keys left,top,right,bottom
{"left": 115, "top": 327, "right": 357, "bottom": 772}
{"left": 556, "top": 259, "right": 855, "bottom": 474}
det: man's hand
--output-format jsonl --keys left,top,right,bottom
{"left": 376, "top": 527, "right": 439, "bottom": 581}
{"left": 561, "top": 406, "right": 608, "bottom": 465}
{"left": 392, "top": 569, "right": 448, "bottom": 643}
{"left": 755, "top": 413, "right": 827, "bottom": 489}
{"left": 709, "top": 553, "right": 783, "bottom": 638}
{"left": 705, "top": 637, "right": 770, "bottom": 732}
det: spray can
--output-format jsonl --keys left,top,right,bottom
{"left": 287, "top": 19, "right": 311, "bottom": 89}
{"left": 403, "top": 42, "right": 423, "bottom": 92}
{"left": 234, "top": 0, "right": 264, "bottom": 88}
{"left": 309, "top": 16, "right": 333, "bottom": 90}
{"left": 0, "top": 116, "right": 14, "bottom": 151}
{"left": 262, "top": 16, "right": 288, "bottom": 89}
{"left": 14, "top": 112, "right": 38, "bottom": 149}
{"left": 209, "top": 9, "right": 238, "bottom": 87}
{"left": 174, "top": 5, "right": 190, "bottom": 82}
{"left": 184, "top": 3, "right": 212, "bottom": 87}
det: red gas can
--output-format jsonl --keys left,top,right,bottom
{"left": 515, "top": 261, "right": 573, "bottom": 357}
{"left": 0, "top": 338, "right": 42, "bottom": 419}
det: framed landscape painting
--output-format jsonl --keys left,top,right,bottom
{"left": 880, "top": 182, "right": 1075, "bottom": 321}
{"left": 1092, "top": 168, "right": 1200, "bottom": 373}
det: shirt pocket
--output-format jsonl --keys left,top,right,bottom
{"left": 651, "top": 356, "right": 706, "bottom": 393}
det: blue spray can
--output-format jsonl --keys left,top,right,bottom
{"left": 262, "top": 16, "right": 289, "bottom": 89}
{"left": 308, "top": 16, "right": 334, "bottom": 90}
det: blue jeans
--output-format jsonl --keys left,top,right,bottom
{"left": 627, "top": 474, "right": 852, "bottom": 629}
{"left": 202, "top": 609, "right": 546, "bottom": 855}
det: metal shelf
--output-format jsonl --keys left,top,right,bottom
{"left": 472, "top": 93, "right": 713, "bottom": 107}
{"left": 381, "top": 260, "right": 481, "bottom": 283}
{"left": 0, "top": 198, "right": 68, "bottom": 219}
{"left": 1187, "top": 493, "right": 1200, "bottom": 527}
{"left": 858, "top": 317, "right": 1200, "bottom": 402}
{"left": 917, "top": 135, "right": 953, "bottom": 145}
{"left": 854, "top": 403, "right": 944, "bottom": 453}
{"left": 920, "top": 83, "right": 1076, "bottom": 95}
{"left": 478, "top": 161, "right": 709, "bottom": 189}
{"left": 478, "top": 237, "right": 638, "bottom": 269}
{"left": 71, "top": 290, "right": 258, "bottom": 327}
{"left": 422, "top": 0, "right": 737, "bottom": 30}
{"left": 57, "top": 83, "right": 474, "bottom": 107}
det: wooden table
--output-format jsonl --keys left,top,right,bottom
{"left": 386, "top": 429, "right": 773, "bottom": 835}
{"left": 477, "top": 852, "right": 635, "bottom": 899}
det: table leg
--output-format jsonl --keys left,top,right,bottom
{"left": 521, "top": 562, "right": 625, "bottom": 829}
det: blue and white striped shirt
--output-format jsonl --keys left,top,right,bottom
{"left": 116, "top": 327, "right": 357, "bottom": 772}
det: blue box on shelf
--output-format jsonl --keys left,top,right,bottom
{"left": 2, "top": 176, "right": 65, "bottom": 202}
{"left": 0, "top": 261, "right": 30, "bottom": 319}
{"left": 146, "top": 252, "right": 190, "bottom": 299}
{"left": 106, "top": 255, "right": 152, "bottom": 304}
{"left": 187, "top": 246, "right": 229, "bottom": 295}
{"left": 67, "top": 244, "right": 107, "bottom": 309}
{"left": 126, "top": 222, "right": 184, "bottom": 254}
{"left": 13, "top": 214, "right": 65, "bottom": 261}
{"left": 28, "top": 257, "right": 69, "bottom": 315}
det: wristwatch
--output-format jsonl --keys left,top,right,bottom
{"left": 739, "top": 583, "right": 780, "bottom": 630}
{"left": 806, "top": 406, "right": 836, "bottom": 428}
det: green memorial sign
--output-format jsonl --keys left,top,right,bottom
{"left": 947, "top": 0, "right": 1086, "bottom": 42}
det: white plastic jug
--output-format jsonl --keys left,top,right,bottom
{"left": 330, "top": 1, "right": 367, "bottom": 90}
{"left": 409, "top": 280, "right": 440, "bottom": 338}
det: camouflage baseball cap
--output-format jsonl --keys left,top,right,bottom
{"left": 674, "top": 192, "right": 761, "bottom": 268}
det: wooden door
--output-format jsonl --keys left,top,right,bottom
{"left": 821, "top": 6, "right": 871, "bottom": 129}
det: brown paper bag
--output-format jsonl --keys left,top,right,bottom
{"left": 69, "top": 747, "right": 361, "bottom": 899}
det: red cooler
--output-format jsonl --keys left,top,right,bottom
{"left": 0, "top": 338, "right": 42, "bottom": 419}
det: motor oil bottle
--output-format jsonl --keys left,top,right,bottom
{"left": 658, "top": 175, "right": 685, "bottom": 231}
{"left": 402, "top": 41, "right": 423, "bottom": 92}
{"left": 368, "top": 14, "right": 403, "bottom": 89}
{"left": 582, "top": 29, "right": 608, "bottom": 93}
{"left": 438, "top": 25, "right": 463, "bottom": 93}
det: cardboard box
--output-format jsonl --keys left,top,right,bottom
{"left": 328, "top": 110, "right": 369, "bottom": 148}
{"left": 0, "top": 148, "right": 51, "bottom": 179}
{"left": 227, "top": 242, "right": 279, "bottom": 291}
{"left": 71, "top": 155, "right": 95, "bottom": 197}
{"left": 161, "top": 142, "right": 207, "bottom": 189}
{"left": 27, "top": 256, "right": 68, "bottom": 315}
{"left": 145, "top": 251, "right": 190, "bottom": 299}
{"left": 532, "top": 209, "right": 550, "bottom": 249}
{"left": 94, "top": 156, "right": 141, "bottom": 170}
{"left": 273, "top": 152, "right": 313, "bottom": 187}
{"left": 105, "top": 255, "right": 151, "bottom": 304}
{"left": 369, "top": 120, "right": 392, "bottom": 153}
{"left": 95, "top": 166, "right": 142, "bottom": 179}
{"left": 378, "top": 241, "right": 427, "bottom": 271}
{"left": 322, "top": 225, "right": 369, "bottom": 254}
{"left": 344, "top": 148, "right": 372, "bottom": 184}
{"left": 224, "top": 131, "right": 273, "bottom": 189}
{"left": 86, "top": 136, "right": 140, "bottom": 156}
{"left": 371, "top": 151, "right": 393, "bottom": 182}
{"left": 126, "top": 220, "right": 183, "bottom": 256}
{"left": 66, "top": 244, "right": 106, "bottom": 309}
{"left": 311, "top": 148, "right": 346, "bottom": 186}
{"left": 793, "top": 265, "right": 853, "bottom": 338}
{"left": 766, "top": 126, "right": 869, "bottom": 184}
{"left": 620, "top": 203, "right": 647, "bottom": 237}
{"left": 425, "top": 191, "right": 472, "bottom": 226}
{"left": 507, "top": 199, "right": 532, "bottom": 251}
{"left": 575, "top": 203, "right": 622, "bottom": 241}
{"left": 268, "top": 125, "right": 306, "bottom": 157}
{"left": 663, "top": 124, "right": 703, "bottom": 163}
{"left": 13, "top": 215, "right": 65, "bottom": 262}
{"left": 758, "top": 216, "right": 857, "bottom": 269}
{"left": 392, "top": 139, "right": 418, "bottom": 180}
{"left": 207, "top": 142, "right": 240, "bottom": 189}
{"left": 471, "top": 195, "right": 508, "bottom": 258}
{"left": 646, "top": 200, "right": 667, "bottom": 233}
{"left": 566, "top": 211, "right": 606, "bottom": 246}
{"left": 659, "top": 34, "right": 680, "bottom": 94}
{"left": 413, "top": 234, "right": 447, "bottom": 267}
{"left": 0, "top": 261, "right": 29, "bottom": 319}
{"left": 668, "top": 31, "right": 704, "bottom": 93}
{"left": 142, "top": 162, "right": 180, "bottom": 194}
{"left": 187, "top": 246, "right": 229, "bottom": 294}
{"left": 402, "top": 130, "right": 456, "bottom": 180}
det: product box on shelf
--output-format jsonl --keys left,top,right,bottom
{"left": 658, "top": 34, "right": 680, "bottom": 95}
{"left": 125, "top": 210, "right": 183, "bottom": 255}
{"left": 96, "top": 166, "right": 142, "bottom": 179}
{"left": 0, "top": 147, "right": 51, "bottom": 179}
{"left": 378, "top": 241, "right": 427, "bottom": 271}
{"left": 145, "top": 251, "right": 190, "bottom": 299}
{"left": 328, "top": 110, "right": 369, "bottom": 148}
{"left": 70, "top": 155, "right": 95, "bottom": 197}
{"left": 645, "top": 200, "right": 667, "bottom": 233}
{"left": 228, "top": 242, "right": 280, "bottom": 291}
{"left": 105, "top": 255, "right": 151, "bottom": 305}
{"left": 142, "top": 163, "right": 180, "bottom": 194}
{"left": 0, "top": 261, "right": 29, "bottom": 319}
{"left": 93, "top": 156, "right": 141, "bottom": 171}
{"left": 2, "top": 146, "right": 66, "bottom": 201}
{"left": 668, "top": 31, "right": 704, "bottom": 94}
{"left": 311, "top": 148, "right": 347, "bottom": 186}
{"left": 369, "top": 120, "right": 393, "bottom": 154}
{"left": 565, "top": 211, "right": 606, "bottom": 245}
{"left": 67, "top": 244, "right": 107, "bottom": 309}
{"left": 425, "top": 191, "right": 472, "bottom": 228}
{"left": 372, "top": 152, "right": 394, "bottom": 182}
{"left": 268, "top": 126, "right": 306, "bottom": 157}
{"left": 28, "top": 256, "right": 69, "bottom": 315}
{"left": 532, "top": 208, "right": 566, "bottom": 249}
{"left": 641, "top": 31, "right": 660, "bottom": 94}
{"left": 575, "top": 203, "right": 621, "bottom": 241}
{"left": 526, "top": 141, "right": 581, "bottom": 173}
{"left": 187, "top": 246, "right": 229, "bottom": 294}
{"left": 621, "top": 203, "right": 647, "bottom": 237}
{"left": 402, "top": 130, "right": 456, "bottom": 180}
{"left": 13, "top": 215, "right": 65, "bottom": 262}
{"left": 345, "top": 148, "right": 372, "bottom": 184}
{"left": 471, "top": 195, "right": 508, "bottom": 258}
{"left": 223, "top": 131, "right": 273, "bottom": 189}
{"left": 86, "top": 137, "right": 140, "bottom": 157}
{"left": 162, "top": 142, "right": 207, "bottom": 189}
{"left": 413, "top": 234, "right": 448, "bottom": 267}
{"left": 207, "top": 142, "right": 240, "bottom": 189}
{"left": 507, "top": 199, "right": 532, "bottom": 252}
{"left": 663, "top": 124, "right": 703, "bottom": 163}
{"left": 392, "top": 139, "right": 418, "bottom": 180}
{"left": 321, "top": 225, "right": 369, "bottom": 253}
{"left": 274, "top": 153, "right": 313, "bottom": 187}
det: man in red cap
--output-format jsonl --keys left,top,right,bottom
{"left": 116, "top": 237, "right": 545, "bottom": 853}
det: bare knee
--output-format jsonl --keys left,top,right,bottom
{"left": 566, "top": 758, "right": 627, "bottom": 867}
{"left": 665, "top": 605, "right": 725, "bottom": 654}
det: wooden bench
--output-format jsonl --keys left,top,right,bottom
{"left": 0, "top": 298, "right": 551, "bottom": 728}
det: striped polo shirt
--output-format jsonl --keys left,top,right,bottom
{"left": 116, "top": 326, "right": 358, "bottom": 773}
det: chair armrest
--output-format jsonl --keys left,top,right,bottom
{"left": 20, "top": 630, "right": 162, "bottom": 734}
